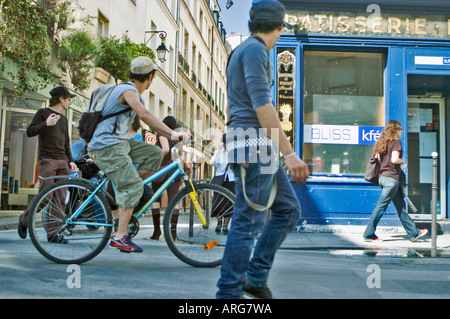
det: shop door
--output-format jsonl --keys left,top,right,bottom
{"left": 407, "top": 97, "right": 446, "bottom": 220}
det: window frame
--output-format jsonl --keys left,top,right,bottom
{"left": 272, "top": 41, "right": 389, "bottom": 179}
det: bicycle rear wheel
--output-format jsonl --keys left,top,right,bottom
{"left": 28, "top": 179, "right": 113, "bottom": 264}
{"left": 163, "top": 183, "right": 235, "bottom": 267}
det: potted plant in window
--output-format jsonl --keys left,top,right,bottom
{"left": 95, "top": 33, "right": 156, "bottom": 83}
{"left": 95, "top": 34, "right": 126, "bottom": 83}
{"left": 94, "top": 65, "right": 111, "bottom": 84}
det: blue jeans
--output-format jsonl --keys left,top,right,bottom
{"left": 216, "top": 161, "right": 301, "bottom": 299}
{"left": 363, "top": 176, "right": 419, "bottom": 240}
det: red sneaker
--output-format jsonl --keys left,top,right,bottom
{"left": 110, "top": 235, "right": 143, "bottom": 252}
{"left": 411, "top": 229, "right": 428, "bottom": 242}
{"left": 364, "top": 237, "right": 383, "bottom": 243}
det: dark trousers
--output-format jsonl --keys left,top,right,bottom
{"left": 21, "top": 158, "right": 70, "bottom": 233}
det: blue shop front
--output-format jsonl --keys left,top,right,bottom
{"left": 275, "top": 0, "right": 450, "bottom": 226}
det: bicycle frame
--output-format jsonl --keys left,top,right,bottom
{"left": 135, "top": 158, "right": 184, "bottom": 219}
{"left": 64, "top": 156, "right": 207, "bottom": 229}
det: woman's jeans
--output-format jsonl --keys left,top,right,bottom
{"left": 364, "top": 176, "right": 419, "bottom": 240}
{"left": 216, "top": 161, "right": 301, "bottom": 299}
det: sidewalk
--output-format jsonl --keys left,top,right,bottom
{"left": 0, "top": 211, "right": 22, "bottom": 232}
{"left": 2, "top": 210, "right": 450, "bottom": 254}
{"left": 283, "top": 225, "right": 450, "bottom": 255}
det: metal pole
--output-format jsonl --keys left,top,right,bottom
{"left": 431, "top": 152, "right": 438, "bottom": 256}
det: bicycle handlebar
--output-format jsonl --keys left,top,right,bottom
{"left": 171, "top": 135, "right": 194, "bottom": 162}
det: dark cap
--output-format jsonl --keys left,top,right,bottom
{"left": 49, "top": 86, "right": 76, "bottom": 98}
{"left": 249, "top": 0, "right": 291, "bottom": 29}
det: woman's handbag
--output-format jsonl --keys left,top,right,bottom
{"left": 364, "top": 155, "right": 381, "bottom": 185}
{"left": 210, "top": 164, "right": 229, "bottom": 186}
{"left": 211, "top": 174, "right": 226, "bottom": 186}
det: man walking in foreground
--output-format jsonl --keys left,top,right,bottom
{"left": 216, "top": 0, "right": 309, "bottom": 299}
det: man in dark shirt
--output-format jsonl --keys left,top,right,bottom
{"left": 18, "top": 86, "right": 77, "bottom": 243}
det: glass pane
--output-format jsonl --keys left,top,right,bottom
{"left": 277, "top": 47, "right": 296, "bottom": 150}
{"left": 303, "top": 51, "right": 385, "bottom": 175}
{"left": 6, "top": 97, "right": 43, "bottom": 110}
{"left": 3, "top": 111, "right": 39, "bottom": 193}
{"left": 407, "top": 101, "right": 441, "bottom": 216}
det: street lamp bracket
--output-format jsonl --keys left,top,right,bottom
{"left": 144, "top": 31, "right": 169, "bottom": 63}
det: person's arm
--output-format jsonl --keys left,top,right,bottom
{"left": 121, "top": 90, "right": 191, "bottom": 142}
{"left": 61, "top": 117, "right": 77, "bottom": 171}
{"left": 255, "top": 103, "right": 309, "bottom": 183}
{"left": 26, "top": 110, "right": 48, "bottom": 137}
{"left": 391, "top": 151, "right": 404, "bottom": 164}
{"left": 390, "top": 139, "right": 404, "bottom": 164}
{"left": 210, "top": 149, "right": 221, "bottom": 167}
{"left": 159, "top": 135, "right": 170, "bottom": 156}
{"left": 65, "top": 136, "right": 77, "bottom": 171}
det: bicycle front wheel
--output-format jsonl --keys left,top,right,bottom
{"left": 163, "top": 183, "right": 235, "bottom": 267}
{"left": 28, "top": 179, "right": 113, "bottom": 264}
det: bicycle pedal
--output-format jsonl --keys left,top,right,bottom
{"left": 119, "top": 249, "right": 131, "bottom": 253}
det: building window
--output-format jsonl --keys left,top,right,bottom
{"left": 97, "top": 11, "right": 109, "bottom": 38}
{"left": 303, "top": 51, "right": 385, "bottom": 175}
{"left": 159, "top": 100, "right": 165, "bottom": 119}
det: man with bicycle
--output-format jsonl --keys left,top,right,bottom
{"left": 88, "top": 57, "right": 191, "bottom": 253}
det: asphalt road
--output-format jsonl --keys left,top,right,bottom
{"left": 1, "top": 226, "right": 450, "bottom": 303}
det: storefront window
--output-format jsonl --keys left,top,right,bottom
{"left": 1, "top": 110, "right": 40, "bottom": 208}
{"left": 303, "top": 51, "right": 385, "bottom": 175}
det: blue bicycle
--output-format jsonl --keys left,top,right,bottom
{"left": 27, "top": 146, "right": 235, "bottom": 267}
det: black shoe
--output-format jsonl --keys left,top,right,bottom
{"left": 243, "top": 283, "right": 273, "bottom": 299}
{"left": 17, "top": 216, "right": 27, "bottom": 239}
{"left": 133, "top": 185, "right": 153, "bottom": 214}
{"left": 48, "top": 234, "right": 68, "bottom": 244}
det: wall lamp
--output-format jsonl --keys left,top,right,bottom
{"left": 145, "top": 31, "right": 169, "bottom": 63}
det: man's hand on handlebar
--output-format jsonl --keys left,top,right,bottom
{"left": 172, "top": 131, "right": 193, "bottom": 145}
{"left": 170, "top": 131, "right": 192, "bottom": 161}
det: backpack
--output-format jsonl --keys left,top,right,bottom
{"left": 78, "top": 83, "right": 133, "bottom": 143}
